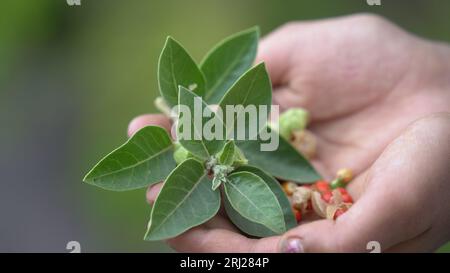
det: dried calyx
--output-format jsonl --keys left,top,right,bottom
{"left": 277, "top": 107, "right": 356, "bottom": 223}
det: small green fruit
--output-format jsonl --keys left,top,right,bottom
{"left": 278, "top": 108, "right": 310, "bottom": 139}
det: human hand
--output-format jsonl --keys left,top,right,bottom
{"left": 129, "top": 14, "right": 450, "bottom": 252}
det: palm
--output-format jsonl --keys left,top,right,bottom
{"left": 268, "top": 16, "right": 449, "bottom": 199}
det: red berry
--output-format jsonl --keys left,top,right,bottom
{"left": 336, "top": 188, "right": 353, "bottom": 203}
{"left": 293, "top": 208, "right": 302, "bottom": 222}
{"left": 337, "top": 187, "right": 347, "bottom": 195}
{"left": 322, "top": 191, "right": 333, "bottom": 203}
{"left": 342, "top": 193, "right": 353, "bottom": 203}
{"left": 315, "top": 180, "right": 331, "bottom": 194}
{"left": 333, "top": 208, "right": 347, "bottom": 220}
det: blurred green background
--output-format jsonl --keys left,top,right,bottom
{"left": 1, "top": 0, "right": 449, "bottom": 252}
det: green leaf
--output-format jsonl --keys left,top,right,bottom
{"left": 218, "top": 63, "right": 272, "bottom": 140}
{"left": 158, "top": 37, "right": 205, "bottom": 107}
{"left": 145, "top": 159, "right": 220, "bottom": 240}
{"left": 84, "top": 126, "right": 176, "bottom": 191}
{"left": 224, "top": 171, "right": 285, "bottom": 234}
{"left": 236, "top": 127, "right": 321, "bottom": 183}
{"left": 177, "top": 86, "right": 225, "bottom": 159}
{"left": 224, "top": 166, "right": 296, "bottom": 237}
{"left": 219, "top": 140, "right": 236, "bottom": 165}
{"left": 201, "top": 27, "right": 259, "bottom": 104}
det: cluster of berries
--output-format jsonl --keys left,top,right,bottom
{"left": 281, "top": 168, "right": 354, "bottom": 223}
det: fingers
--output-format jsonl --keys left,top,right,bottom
{"left": 147, "top": 181, "right": 273, "bottom": 252}
{"left": 127, "top": 114, "right": 171, "bottom": 137}
{"left": 146, "top": 178, "right": 279, "bottom": 252}
{"left": 256, "top": 23, "right": 298, "bottom": 86}
{"left": 168, "top": 227, "right": 280, "bottom": 253}
{"left": 146, "top": 182, "right": 163, "bottom": 204}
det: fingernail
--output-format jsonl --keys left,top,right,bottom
{"left": 279, "top": 237, "right": 304, "bottom": 253}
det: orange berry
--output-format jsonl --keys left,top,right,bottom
{"left": 336, "top": 168, "right": 353, "bottom": 183}
{"left": 315, "top": 180, "right": 331, "bottom": 194}
{"left": 281, "top": 181, "right": 296, "bottom": 196}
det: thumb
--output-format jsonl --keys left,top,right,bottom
{"left": 128, "top": 114, "right": 171, "bottom": 137}
{"left": 278, "top": 114, "right": 450, "bottom": 253}
{"left": 277, "top": 200, "right": 391, "bottom": 253}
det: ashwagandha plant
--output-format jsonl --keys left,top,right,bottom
{"left": 83, "top": 27, "right": 321, "bottom": 240}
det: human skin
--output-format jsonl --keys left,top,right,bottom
{"left": 128, "top": 14, "right": 450, "bottom": 252}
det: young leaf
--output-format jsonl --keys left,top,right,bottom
{"left": 224, "top": 166, "right": 296, "bottom": 237}
{"left": 211, "top": 165, "right": 232, "bottom": 191}
{"left": 236, "top": 127, "right": 321, "bottom": 183}
{"left": 83, "top": 126, "right": 175, "bottom": 191}
{"left": 218, "top": 140, "right": 236, "bottom": 165}
{"left": 201, "top": 27, "right": 259, "bottom": 104}
{"left": 224, "top": 171, "right": 285, "bottom": 234}
{"left": 177, "top": 86, "right": 225, "bottom": 159}
{"left": 211, "top": 175, "right": 226, "bottom": 191}
{"left": 158, "top": 37, "right": 205, "bottom": 107}
{"left": 218, "top": 63, "right": 272, "bottom": 140}
{"left": 145, "top": 159, "right": 220, "bottom": 241}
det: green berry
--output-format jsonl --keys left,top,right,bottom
{"left": 330, "top": 178, "right": 345, "bottom": 189}
{"left": 278, "top": 108, "right": 310, "bottom": 139}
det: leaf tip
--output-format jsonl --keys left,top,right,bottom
{"left": 236, "top": 26, "right": 260, "bottom": 39}
{"left": 178, "top": 84, "right": 190, "bottom": 93}
{"left": 82, "top": 170, "right": 93, "bottom": 183}
{"left": 248, "top": 25, "right": 260, "bottom": 36}
{"left": 162, "top": 36, "right": 179, "bottom": 52}
{"left": 165, "top": 35, "right": 175, "bottom": 44}
{"left": 254, "top": 61, "right": 266, "bottom": 70}
{"left": 143, "top": 228, "right": 152, "bottom": 241}
{"left": 164, "top": 36, "right": 183, "bottom": 49}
